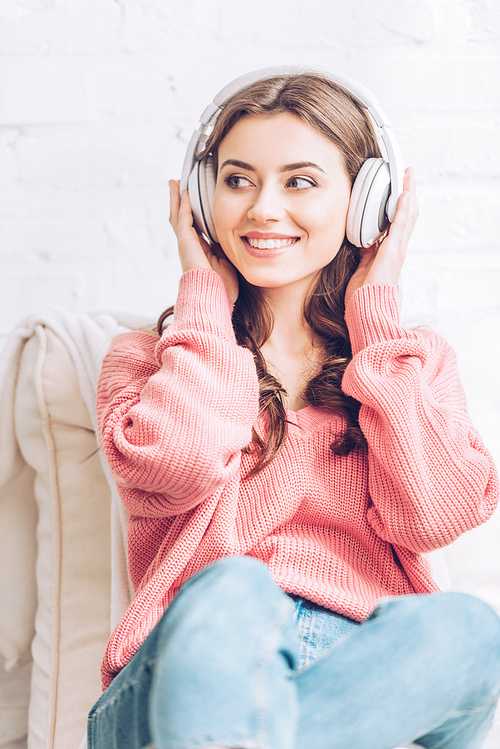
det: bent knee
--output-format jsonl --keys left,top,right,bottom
{"left": 374, "top": 592, "right": 500, "bottom": 652}
{"left": 428, "top": 592, "right": 500, "bottom": 641}
{"left": 172, "top": 555, "right": 277, "bottom": 612}
{"left": 397, "top": 593, "right": 500, "bottom": 677}
{"left": 184, "top": 554, "right": 271, "bottom": 589}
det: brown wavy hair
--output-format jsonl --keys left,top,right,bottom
{"left": 158, "top": 71, "right": 383, "bottom": 474}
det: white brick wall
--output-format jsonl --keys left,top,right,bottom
{"left": 1, "top": 0, "right": 499, "bottom": 463}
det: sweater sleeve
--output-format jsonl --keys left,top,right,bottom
{"left": 96, "top": 269, "right": 260, "bottom": 516}
{"left": 342, "top": 283, "right": 499, "bottom": 553}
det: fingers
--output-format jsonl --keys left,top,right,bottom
{"left": 169, "top": 181, "right": 198, "bottom": 245}
{"left": 169, "top": 180, "right": 214, "bottom": 272}
{"left": 386, "top": 192, "right": 411, "bottom": 251}
{"left": 393, "top": 167, "right": 418, "bottom": 242}
{"left": 169, "top": 179, "right": 181, "bottom": 234}
{"left": 379, "top": 168, "right": 418, "bottom": 256}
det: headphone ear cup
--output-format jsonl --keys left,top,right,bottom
{"left": 346, "top": 158, "right": 391, "bottom": 248}
{"left": 197, "top": 155, "right": 218, "bottom": 244}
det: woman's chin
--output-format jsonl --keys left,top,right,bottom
{"left": 237, "top": 267, "right": 318, "bottom": 295}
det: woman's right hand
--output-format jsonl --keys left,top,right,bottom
{"left": 169, "top": 180, "right": 239, "bottom": 304}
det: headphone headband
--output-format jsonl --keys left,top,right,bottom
{"left": 181, "top": 66, "right": 404, "bottom": 247}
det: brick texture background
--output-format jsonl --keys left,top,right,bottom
{"left": 1, "top": 0, "right": 499, "bottom": 463}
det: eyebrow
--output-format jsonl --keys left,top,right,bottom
{"left": 219, "top": 159, "right": 326, "bottom": 174}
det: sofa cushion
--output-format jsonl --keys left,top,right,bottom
{"left": 0, "top": 656, "right": 31, "bottom": 749}
{"left": 15, "top": 326, "right": 112, "bottom": 749}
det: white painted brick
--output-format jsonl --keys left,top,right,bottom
{"left": 466, "top": 0, "right": 500, "bottom": 44}
{"left": 0, "top": 5, "right": 56, "bottom": 54}
{"left": 0, "top": 57, "right": 89, "bottom": 125}
{"left": 410, "top": 177, "right": 500, "bottom": 256}
{"left": 93, "top": 260, "right": 181, "bottom": 309}
{"left": 0, "top": 129, "right": 21, "bottom": 219}
{"left": 10, "top": 124, "right": 170, "bottom": 187}
{"left": 401, "top": 254, "right": 500, "bottom": 324}
{"left": 114, "top": 0, "right": 436, "bottom": 51}
{"left": 0, "top": 258, "right": 181, "bottom": 338}
{"left": 0, "top": 196, "right": 177, "bottom": 265}
{"left": 68, "top": 0, "right": 124, "bottom": 54}
{"left": 87, "top": 57, "right": 185, "bottom": 124}
{"left": 0, "top": 0, "right": 125, "bottom": 53}
{"left": 0, "top": 271, "right": 89, "bottom": 333}
{"left": 399, "top": 117, "right": 500, "bottom": 179}
{"left": 355, "top": 58, "right": 500, "bottom": 118}
{"left": 316, "top": 0, "right": 436, "bottom": 46}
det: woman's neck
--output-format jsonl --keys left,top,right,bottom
{"left": 260, "top": 285, "right": 323, "bottom": 411}
{"left": 260, "top": 282, "right": 314, "bottom": 353}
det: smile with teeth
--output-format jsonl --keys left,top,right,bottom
{"left": 244, "top": 237, "right": 299, "bottom": 249}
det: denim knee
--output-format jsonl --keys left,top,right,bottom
{"left": 154, "top": 555, "right": 289, "bottom": 647}
{"left": 417, "top": 593, "right": 500, "bottom": 654}
{"left": 173, "top": 555, "right": 276, "bottom": 607}
{"left": 149, "top": 556, "right": 299, "bottom": 749}
{"left": 435, "top": 592, "right": 500, "bottom": 685}
{"left": 373, "top": 592, "right": 500, "bottom": 694}
{"left": 182, "top": 554, "right": 271, "bottom": 586}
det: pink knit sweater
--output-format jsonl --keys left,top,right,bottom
{"left": 97, "top": 268, "right": 498, "bottom": 689}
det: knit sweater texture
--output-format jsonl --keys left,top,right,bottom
{"left": 96, "top": 268, "right": 498, "bottom": 689}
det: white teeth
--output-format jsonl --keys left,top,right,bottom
{"left": 246, "top": 237, "right": 296, "bottom": 249}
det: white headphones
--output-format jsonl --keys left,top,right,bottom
{"left": 180, "top": 66, "right": 404, "bottom": 249}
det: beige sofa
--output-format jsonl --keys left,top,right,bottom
{"left": 1, "top": 313, "right": 499, "bottom": 749}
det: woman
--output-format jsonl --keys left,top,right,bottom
{"left": 88, "top": 69, "right": 500, "bottom": 749}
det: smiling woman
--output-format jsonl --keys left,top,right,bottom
{"left": 87, "top": 68, "right": 500, "bottom": 749}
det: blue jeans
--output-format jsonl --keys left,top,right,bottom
{"left": 88, "top": 556, "right": 500, "bottom": 749}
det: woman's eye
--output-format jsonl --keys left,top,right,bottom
{"left": 287, "top": 176, "right": 315, "bottom": 189}
{"left": 224, "top": 175, "right": 252, "bottom": 189}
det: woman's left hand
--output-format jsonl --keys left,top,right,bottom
{"left": 344, "top": 167, "right": 418, "bottom": 307}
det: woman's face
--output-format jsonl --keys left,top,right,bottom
{"left": 213, "top": 112, "right": 352, "bottom": 295}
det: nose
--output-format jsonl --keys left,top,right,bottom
{"left": 247, "top": 183, "right": 286, "bottom": 224}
